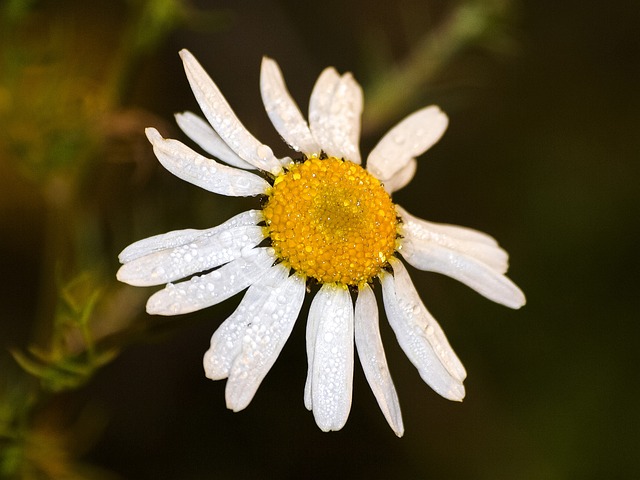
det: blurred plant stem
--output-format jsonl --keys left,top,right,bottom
{"left": 363, "top": 0, "right": 513, "bottom": 134}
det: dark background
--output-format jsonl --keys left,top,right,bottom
{"left": 1, "top": 0, "right": 638, "bottom": 478}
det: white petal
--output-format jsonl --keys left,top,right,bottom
{"left": 305, "top": 285, "right": 354, "bottom": 431}
{"left": 399, "top": 236, "right": 526, "bottom": 310}
{"left": 145, "top": 128, "right": 269, "bottom": 196}
{"left": 304, "top": 294, "right": 320, "bottom": 411}
{"left": 259, "top": 57, "right": 320, "bottom": 155}
{"left": 309, "top": 69, "right": 363, "bottom": 164}
{"left": 381, "top": 259, "right": 466, "bottom": 401}
{"left": 145, "top": 247, "right": 274, "bottom": 315}
{"left": 117, "top": 225, "right": 264, "bottom": 286}
{"left": 179, "top": 49, "right": 283, "bottom": 175}
{"left": 396, "top": 205, "right": 500, "bottom": 247}
{"left": 308, "top": 67, "right": 340, "bottom": 154}
{"left": 174, "top": 111, "right": 255, "bottom": 170}
{"left": 355, "top": 284, "right": 404, "bottom": 437}
{"left": 223, "top": 268, "right": 305, "bottom": 411}
{"left": 397, "top": 205, "right": 509, "bottom": 274}
{"left": 203, "top": 265, "right": 303, "bottom": 380}
{"left": 367, "top": 106, "right": 448, "bottom": 181}
{"left": 383, "top": 158, "right": 417, "bottom": 194}
{"left": 118, "top": 210, "right": 261, "bottom": 264}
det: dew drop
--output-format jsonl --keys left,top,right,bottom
{"left": 219, "top": 230, "right": 232, "bottom": 246}
{"left": 151, "top": 266, "right": 165, "bottom": 278}
{"left": 256, "top": 144, "right": 273, "bottom": 161}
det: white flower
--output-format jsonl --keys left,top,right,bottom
{"left": 117, "top": 49, "right": 525, "bottom": 437}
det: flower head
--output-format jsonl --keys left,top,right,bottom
{"left": 117, "top": 50, "right": 525, "bottom": 436}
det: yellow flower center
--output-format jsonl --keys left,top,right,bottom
{"left": 263, "top": 156, "right": 398, "bottom": 286}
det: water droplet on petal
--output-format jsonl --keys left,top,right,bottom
{"left": 256, "top": 144, "right": 273, "bottom": 161}
{"left": 219, "top": 230, "right": 232, "bottom": 247}
{"left": 393, "top": 133, "right": 405, "bottom": 144}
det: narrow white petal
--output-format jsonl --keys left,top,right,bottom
{"left": 367, "top": 106, "right": 448, "bottom": 181}
{"left": 309, "top": 69, "right": 363, "bottom": 163}
{"left": 117, "top": 225, "right": 264, "bottom": 286}
{"left": 397, "top": 205, "right": 500, "bottom": 247}
{"left": 260, "top": 57, "right": 320, "bottom": 155}
{"left": 118, "top": 210, "right": 261, "bottom": 264}
{"left": 223, "top": 268, "right": 305, "bottom": 411}
{"left": 174, "top": 111, "right": 255, "bottom": 170}
{"left": 308, "top": 67, "right": 340, "bottom": 151}
{"left": 399, "top": 236, "right": 526, "bottom": 309}
{"left": 145, "top": 247, "right": 274, "bottom": 315}
{"left": 326, "top": 74, "right": 363, "bottom": 164}
{"left": 204, "top": 265, "right": 303, "bottom": 380}
{"left": 145, "top": 128, "right": 269, "bottom": 196}
{"left": 383, "top": 158, "right": 417, "bottom": 194}
{"left": 397, "top": 205, "right": 509, "bottom": 274}
{"left": 355, "top": 284, "right": 404, "bottom": 437}
{"left": 306, "top": 285, "right": 354, "bottom": 432}
{"left": 179, "top": 49, "right": 283, "bottom": 175}
{"left": 304, "top": 291, "right": 320, "bottom": 410}
{"left": 381, "top": 259, "right": 466, "bottom": 401}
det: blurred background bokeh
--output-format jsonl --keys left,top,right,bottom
{"left": 1, "top": 0, "right": 638, "bottom": 478}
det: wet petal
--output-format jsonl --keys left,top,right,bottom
{"left": 308, "top": 67, "right": 340, "bottom": 153}
{"left": 305, "top": 285, "right": 354, "bottom": 432}
{"left": 118, "top": 210, "right": 261, "bottom": 264}
{"left": 174, "top": 111, "right": 255, "bottom": 170}
{"left": 397, "top": 205, "right": 509, "bottom": 274}
{"left": 367, "top": 106, "right": 448, "bottom": 181}
{"left": 381, "top": 259, "right": 466, "bottom": 400}
{"left": 179, "top": 49, "right": 283, "bottom": 174}
{"left": 199, "top": 265, "right": 305, "bottom": 411}
{"left": 260, "top": 57, "right": 320, "bottom": 155}
{"left": 117, "top": 225, "right": 264, "bottom": 286}
{"left": 203, "top": 265, "right": 303, "bottom": 380}
{"left": 383, "top": 158, "right": 417, "bottom": 194}
{"left": 146, "top": 128, "right": 269, "bottom": 196}
{"left": 355, "top": 284, "right": 404, "bottom": 437}
{"left": 146, "top": 247, "right": 275, "bottom": 315}
{"left": 309, "top": 69, "right": 363, "bottom": 164}
{"left": 399, "top": 231, "right": 526, "bottom": 309}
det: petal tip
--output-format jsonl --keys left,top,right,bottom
{"left": 115, "top": 265, "right": 129, "bottom": 283}
{"left": 144, "top": 126, "right": 161, "bottom": 142}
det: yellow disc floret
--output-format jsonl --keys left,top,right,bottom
{"left": 263, "top": 156, "right": 398, "bottom": 286}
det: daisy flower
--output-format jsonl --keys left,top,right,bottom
{"left": 117, "top": 49, "right": 525, "bottom": 437}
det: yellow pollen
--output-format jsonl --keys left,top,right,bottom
{"left": 263, "top": 156, "right": 398, "bottom": 286}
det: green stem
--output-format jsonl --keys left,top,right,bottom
{"left": 363, "top": 2, "right": 503, "bottom": 134}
